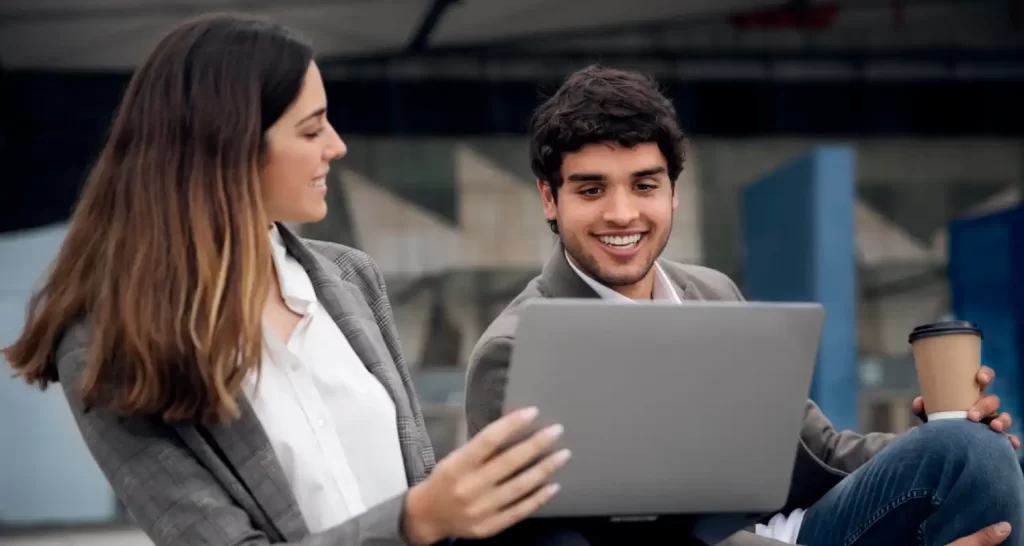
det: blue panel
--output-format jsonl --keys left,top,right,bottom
{"left": 949, "top": 206, "right": 1024, "bottom": 438}
{"left": 741, "top": 146, "right": 858, "bottom": 432}
{"left": 0, "top": 225, "right": 118, "bottom": 525}
{"left": 810, "top": 148, "right": 858, "bottom": 434}
{"left": 741, "top": 155, "right": 815, "bottom": 303}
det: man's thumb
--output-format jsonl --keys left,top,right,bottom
{"left": 956, "top": 522, "right": 1012, "bottom": 546}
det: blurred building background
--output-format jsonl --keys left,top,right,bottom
{"left": 1, "top": 0, "right": 1023, "bottom": 541}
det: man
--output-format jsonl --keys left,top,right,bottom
{"left": 464, "top": 65, "right": 1024, "bottom": 546}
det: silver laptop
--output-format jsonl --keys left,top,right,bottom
{"left": 503, "top": 299, "right": 824, "bottom": 519}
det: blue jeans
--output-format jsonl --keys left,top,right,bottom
{"left": 466, "top": 420, "right": 1024, "bottom": 545}
{"left": 796, "top": 419, "right": 1024, "bottom": 546}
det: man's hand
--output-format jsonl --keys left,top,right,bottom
{"left": 913, "top": 365, "right": 1020, "bottom": 449}
{"left": 946, "top": 522, "right": 1012, "bottom": 546}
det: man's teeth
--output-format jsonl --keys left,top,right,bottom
{"left": 599, "top": 234, "right": 642, "bottom": 247}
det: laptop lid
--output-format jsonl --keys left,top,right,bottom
{"left": 503, "top": 299, "right": 824, "bottom": 518}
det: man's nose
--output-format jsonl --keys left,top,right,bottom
{"left": 602, "top": 191, "right": 639, "bottom": 225}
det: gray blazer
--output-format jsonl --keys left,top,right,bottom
{"left": 52, "top": 224, "right": 435, "bottom": 545}
{"left": 465, "top": 243, "right": 900, "bottom": 546}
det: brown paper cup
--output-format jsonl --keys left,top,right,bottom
{"left": 908, "top": 320, "right": 983, "bottom": 421}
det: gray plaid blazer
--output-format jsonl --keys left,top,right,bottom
{"left": 52, "top": 223, "right": 436, "bottom": 545}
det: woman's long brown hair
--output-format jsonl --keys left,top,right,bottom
{"left": 3, "top": 13, "right": 314, "bottom": 426}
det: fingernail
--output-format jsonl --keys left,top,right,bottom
{"left": 995, "top": 522, "right": 1011, "bottom": 536}
{"left": 547, "top": 483, "right": 562, "bottom": 496}
{"left": 545, "top": 424, "right": 565, "bottom": 439}
{"left": 969, "top": 410, "right": 981, "bottom": 421}
{"left": 554, "top": 448, "right": 572, "bottom": 465}
{"left": 520, "top": 407, "right": 539, "bottom": 420}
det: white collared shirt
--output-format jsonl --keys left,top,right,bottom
{"left": 242, "top": 226, "right": 408, "bottom": 532}
{"left": 564, "top": 249, "right": 803, "bottom": 544}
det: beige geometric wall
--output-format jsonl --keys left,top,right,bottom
{"left": 335, "top": 140, "right": 703, "bottom": 277}
{"left": 300, "top": 136, "right": 1024, "bottom": 368}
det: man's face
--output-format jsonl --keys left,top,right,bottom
{"left": 539, "top": 142, "right": 677, "bottom": 292}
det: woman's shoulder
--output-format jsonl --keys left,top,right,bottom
{"left": 52, "top": 321, "right": 91, "bottom": 379}
{"left": 302, "top": 238, "right": 367, "bottom": 264}
{"left": 55, "top": 321, "right": 90, "bottom": 360}
{"left": 301, "top": 238, "right": 382, "bottom": 280}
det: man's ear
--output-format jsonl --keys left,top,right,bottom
{"left": 537, "top": 180, "right": 558, "bottom": 222}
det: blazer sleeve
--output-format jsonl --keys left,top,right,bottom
{"left": 464, "top": 336, "right": 514, "bottom": 439}
{"left": 55, "top": 346, "right": 414, "bottom": 546}
{"left": 800, "top": 399, "right": 898, "bottom": 474}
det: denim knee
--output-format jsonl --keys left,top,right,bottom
{"left": 911, "top": 419, "right": 1016, "bottom": 465}
{"left": 908, "top": 419, "right": 1023, "bottom": 498}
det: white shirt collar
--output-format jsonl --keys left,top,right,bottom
{"left": 564, "top": 250, "right": 682, "bottom": 303}
{"left": 269, "top": 224, "right": 317, "bottom": 315}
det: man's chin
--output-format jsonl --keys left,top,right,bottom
{"left": 593, "top": 266, "right": 652, "bottom": 288}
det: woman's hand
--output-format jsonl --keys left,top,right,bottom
{"left": 402, "top": 407, "right": 571, "bottom": 544}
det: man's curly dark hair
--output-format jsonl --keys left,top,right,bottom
{"left": 528, "top": 65, "right": 686, "bottom": 234}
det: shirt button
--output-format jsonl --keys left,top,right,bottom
{"left": 316, "top": 417, "right": 326, "bottom": 428}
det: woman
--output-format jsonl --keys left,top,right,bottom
{"left": 3, "top": 13, "right": 572, "bottom": 546}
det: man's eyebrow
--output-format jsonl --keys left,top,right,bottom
{"left": 566, "top": 172, "right": 607, "bottom": 183}
{"left": 632, "top": 166, "right": 666, "bottom": 178}
{"left": 565, "top": 166, "right": 666, "bottom": 182}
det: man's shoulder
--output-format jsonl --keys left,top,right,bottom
{"left": 465, "top": 275, "right": 546, "bottom": 436}
{"left": 658, "top": 260, "right": 743, "bottom": 301}
{"left": 473, "top": 275, "right": 546, "bottom": 353}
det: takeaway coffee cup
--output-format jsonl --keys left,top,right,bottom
{"left": 908, "top": 320, "right": 983, "bottom": 421}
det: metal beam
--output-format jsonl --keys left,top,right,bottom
{"left": 320, "top": 47, "right": 1024, "bottom": 84}
{"left": 861, "top": 265, "right": 947, "bottom": 299}
{"left": 0, "top": 0, "right": 369, "bottom": 24}
{"left": 406, "top": 0, "right": 460, "bottom": 55}
{"left": 326, "top": 47, "right": 1024, "bottom": 67}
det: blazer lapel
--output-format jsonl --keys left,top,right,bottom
{"left": 538, "top": 242, "right": 601, "bottom": 299}
{"left": 276, "top": 224, "right": 427, "bottom": 483}
{"left": 276, "top": 227, "right": 403, "bottom": 408}
{"left": 188, "top": 402, "right": 311, "bottom": 542}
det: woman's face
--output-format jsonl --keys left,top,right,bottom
{"left": 261, "top": 62, "right": 346, "bottom": 224}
